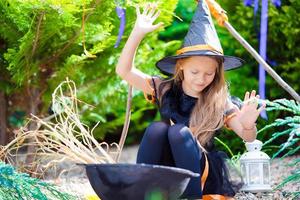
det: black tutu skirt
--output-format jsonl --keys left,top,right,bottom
{"left": 200, "top": 150, "right": 244, "bottom": 197}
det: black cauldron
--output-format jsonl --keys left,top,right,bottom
{"left": 80, "top": 163, "right": 199, "bottom": 200}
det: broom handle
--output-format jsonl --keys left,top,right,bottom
{"left": 116, "top": 85, "right": 133, "bottom": 162}
{"left": 224, "top": 21, "right": 300, "bottom": 102}
{"left": 205, "top": 0, "right": 300, "bottom": 102}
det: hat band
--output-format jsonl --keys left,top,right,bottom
{"left": 176, "top": 44, "right": 223, "bottom": 55}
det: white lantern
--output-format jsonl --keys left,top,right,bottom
{"left": 240, "top": 140, "right": 272, "bottom": 192}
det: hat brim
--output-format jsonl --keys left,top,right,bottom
{"left": 155, "top": 50, "right": 245, "bottom": 75}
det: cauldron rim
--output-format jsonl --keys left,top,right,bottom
{"left": 77, "top": 163, "right": 200, "bottom": 177}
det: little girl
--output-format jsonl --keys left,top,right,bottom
{"left": 116, "top": 1, "right": 265, "bottom": 199}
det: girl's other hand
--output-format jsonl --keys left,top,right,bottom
{"left": 133, "top": 2, "right": 164, "bottom": 36}
{"left": 237, "top": 90, "right": 266, "bottom": 129}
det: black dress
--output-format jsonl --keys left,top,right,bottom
{"left": 149, "top": 77, "right": 243, "bottom": 198}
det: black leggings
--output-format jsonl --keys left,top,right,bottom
{"left": 136, "top": 121, "right": 203, "bottom": 198}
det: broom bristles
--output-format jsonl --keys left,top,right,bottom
{"left": 0, "top": 79, "right": 118, "bottom": 176}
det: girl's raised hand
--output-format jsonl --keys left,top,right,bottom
{"left": 236, "top": 90, "right": 266, "bottom": 129}
{"left": 133, "top": 2, "right": 164, "bottom": 35}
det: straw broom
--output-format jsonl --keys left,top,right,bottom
{"left": 0, "top": 79, "right": 118, "bottom": 176}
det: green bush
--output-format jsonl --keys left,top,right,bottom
{"left": 0, "top": 0, "right": 179, "bottom": 143}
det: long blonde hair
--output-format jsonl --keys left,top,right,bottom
{"left": 158, "top": 56, "right": 228, "bottom": 147}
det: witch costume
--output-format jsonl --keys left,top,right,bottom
{"left": 138, "top": 0, "right": 244, "bottom": 199}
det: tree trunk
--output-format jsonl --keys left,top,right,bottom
{"left": 25, "top": 87, "right": 41, "bottom": 174}
{"left": 0, "top": 91, "right": 8, "bottom": 145}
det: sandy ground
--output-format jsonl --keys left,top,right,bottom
{"left": 46, "top": 145, "right": 300, "bottom": 200}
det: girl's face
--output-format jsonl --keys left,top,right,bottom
{"left": 180, "top": 56, "right": 218, "bottom": 96}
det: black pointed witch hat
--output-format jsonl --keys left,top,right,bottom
{"left": 156, "top": 0, "right": 244, "bottom": 75}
